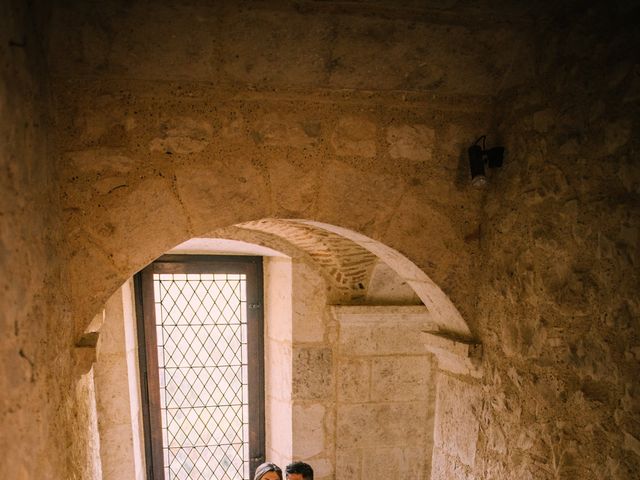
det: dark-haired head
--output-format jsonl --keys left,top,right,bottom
{"left": 285, "top": 461, "right": 314, "bottom": 480}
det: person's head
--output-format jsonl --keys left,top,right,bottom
{"left": 254, "top": 462, "right": 283, "bottom": 480}
{"left": 285, "top": 461, "right": 314, "bottom": 480}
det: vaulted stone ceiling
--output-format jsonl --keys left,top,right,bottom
{"left": 230, "top": 219, "right": 420, "bottom": 304}
{"left": 242, "top": 218, "right": 377, "bottom": 291}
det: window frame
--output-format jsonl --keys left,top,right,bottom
{"left": 134, "top": 254, "right": 265, "bottom": 480}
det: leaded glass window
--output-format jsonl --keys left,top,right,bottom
{"left": 136, "top": 256, "right": 264, "bottom": 480}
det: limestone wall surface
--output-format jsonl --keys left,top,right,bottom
{"left": 333, "top": 306, "right": 437, "bottom": 480}
{"left": 1, "top": 1, "right": 65, "bottom": 478}
{"left": 0, "top": 1, "right": 103, "bottom": 478}
{"left": 1, "top": 0, "right": 638, "bottom": 479}
{"left": 46, "top": 0, "right": 513, "bottom": 331}
{"left": 466, "top": 4, "right": 640, "bottom": 479}
{"left": 44, "top": 4, "right": 501, "bottom": 474}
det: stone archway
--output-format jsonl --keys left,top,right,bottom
{"left": 71, "top": 215, "right": 474, "bottom": 341}
{"left": 89, "top": 219, "right": 479, "bottom": 480}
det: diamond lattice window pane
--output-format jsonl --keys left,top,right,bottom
{"left": 155, "top": 273, "right": 249, "bottom": 479}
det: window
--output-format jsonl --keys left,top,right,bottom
{"left": 135, "top": 255, "right": 265, "bottom": 480}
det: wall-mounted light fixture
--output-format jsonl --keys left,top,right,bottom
{"left": 468, "top": 135, "right": 504, "bottom": 188}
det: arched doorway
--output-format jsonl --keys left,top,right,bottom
{"left": 85, "top": 220, "right": 479, "bottom": 480}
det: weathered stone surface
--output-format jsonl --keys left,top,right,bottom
{"left": 219, "top": 111, "right": 247, "bottom": 142}
{"left": 330, "top": 116, "right": 377, "bottom": 158}
{"left": 174, "top": 158, "right": 269, "bottom": 231}
{"left": 85, "top": 176, "right": 191, "bottom": 270}
{"left": 432, "top": 375, "right": 480, "bottom": 469}
{"left": 253, "top": 113, "right": 319, "bottom": 147}
{"left": 66, "top": 150, "right": 136, "bottom": 174}
{"left": 361, "top": 446, "right": 427, "bottom": 480}
{"left": 293, "top": 403, "right": 326, "bottom": 459}
{"left": 292, "top": 261, "right": 326, "bottom": 343}
{"left": 366, "top": 260, "right": 421, "bottom": 304}
{"left": 370, "top": 356, "right": 432, "bottom": 402}
{"left": 335, "top": 448, "right": 361, "bottom": 480}
{"left": 337, "top": 402, "right": 427, "bottom": 449}
{"left": 3, "top": 1, "right": 639, "bottom": 479}
{"left": 269, "top": 154, "right": 319, "bottom": 218}
{"left": 422, "top": 332, "right": 483, "bottom": 378}
{"left": 532, "top": 109, "right": 554, "bottom": 133}
{"left": 336, "top": 307, "right": 430, "bottom": 356}
{"left": 220, "top": 9, "right": 331, "bottom": 87}
{"left": 310, "top": 458, "right": 333, "bottom": 480}
{"left": 468, "top": 8, "right": 640, "bottom": 478}
{"left": 337, "top": 357, "right": 370, "bottom": 403}
{"left": 387, "top": 124, "right": 435, "bottom": 162}
{"left": 292, "top": 346, "right": 333, "bottom": 400}
{"left": 149, "top": 117, "right": 213, "bottom": 154}
{"left": 316, "top": 159, "right": 405, "bottom": 232}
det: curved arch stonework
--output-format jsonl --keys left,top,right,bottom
{"left": 65, "top": 151, "right": 480, "bottom": 341}
{"left": 67, "top": 214, "right": 471, "bottom": 339}
{"left": 235, "top": 219, "right": 471, "bottom": 337}
{"left": 294, "top": 220, "right": 471, "bottom": 337}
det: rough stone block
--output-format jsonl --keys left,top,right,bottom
{"left": 430, "top": 448, "right": 474, "bottom": 480}
{"left": 292, "top": 346, "right": 333, "bottom": 400}
{"left": 252, "top": 113, "right": 319, "bottom": 147}
{"left": 337, "top": 357, "right": 370, "bottom": 403}
{"left": 269, "top": 155, "right": 319, "bottom": 214}
{"left": 361, "top": 446, "right": 427, "bottom": 480}
{"left": 433, "top": 374, "right": 480, "bottom": 468}
{"left": 336, "top": 402, "right": 427, "bottom": 449}
{"left": 174, "top": 158, "right": 269, "bottom": 230}
{"left": 387, "top": 124, "right": 435, "bottom": 162}
{"left": 149, "top": 117, "right": 213, "bottom": 154}
{"left": 330, "top": 116, "right": 377, "bottom": 158}
{"left": 335, "top": 449, "right": 362, "bottom": 480}
{"left": 292, "top": 403, "right": 326, "bottom": 458}
{"left": 370, "top": 356, "right": 432, "bottom": 402}
{"left": 316, "top": 159, "right": 404, "bottom": 231}
{"left": 422, "top": 331, "right": 482, "bottom": 378}
{"left": 335, "top": 306, "right": 431, "bottom": 356}
{"left": 91, "top": 176, "right": 191, "bottom": 268}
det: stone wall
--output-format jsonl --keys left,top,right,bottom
{"left": 1, "top": 0, "right": 637, "bottom": 478}
{"left": 46, "top": 0, "right": 510, "bottom": 330}
{"left": 0, "top": 1, "right": 93, "bottom": 478}
{"left": 94, "top": 282, "right": 145, "bottom": 480}
{"left": 333, "top": 306, "right": 437, "bottom": 480}
{"left": 0, "top": 2, "right": 57, "bottom": 479}
{"left": 468, "top": 4, "right": 640, "bottom": 479}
